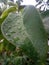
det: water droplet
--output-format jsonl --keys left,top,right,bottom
{"left": 6, "top": 33, "right": 11, "bottom": 36}
{"left": 18, "top": 27, "right": 21, "bottom": 30}
{"left": 6, "top": 33, "right": 8, "bottom": 35}
{"left": 8, "top": 26, "right": 11, "bottom": 29}
{"left": 14, "top": 37, "right": 20, "bottom": 42}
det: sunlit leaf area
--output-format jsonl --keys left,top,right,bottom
{"left": 0, "top": 0, "right": 49, "bottom": 65}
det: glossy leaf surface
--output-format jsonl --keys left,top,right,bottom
{"left": 23, "top": 5, "right": 48, "bottom": 62}
{"left": 1, "top": 13, "right": 27, "bottom": 46}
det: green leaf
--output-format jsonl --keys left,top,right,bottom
{"left": 13, "top": 56, "right": 26, "bottom": 65}
{"left": 1, "top": 13, "right": 27, "bottom": 46}
{"left": 0, "top": 24, "right": 16, "bottom": 52}
{"left": 23, "top": 5, "right": 48, "bottom": 62}
{"left": 1, "top": 12, "right": 40, "bottom": 63}
{"left": 40, "top": 10, "right": 49, "bottom": 38}
{"left": 0, "top": 6, "right": 18, "bottom": 26}
{"left": 20, "top": 37, "right": 40, "bottom": 62}
{"left": 0, "top": 6, "right": 17, "bottom": 53}
{"left": 0, "top": 43, "right": 3, "bottom": 52}
{"left": 5, "top": 43, "right": 16, "bottom": 51}
{"left": 1, "top": 6, "right": 17, "bottom": 19}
